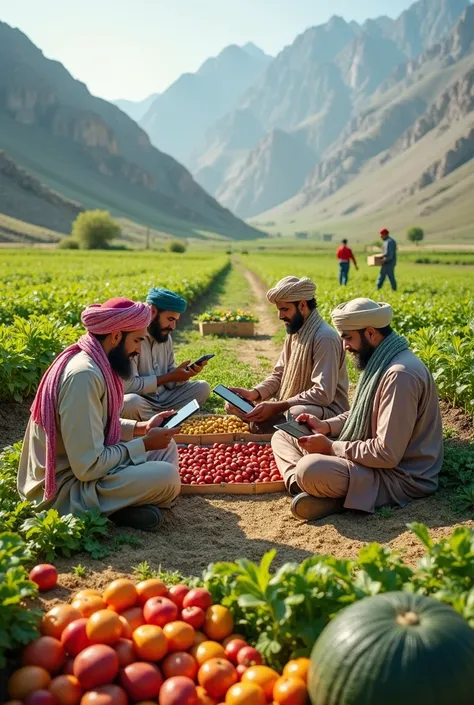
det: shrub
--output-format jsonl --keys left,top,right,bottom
{"left": 407, "top": 226, "right": 425, "bottom": 244}
{"left": 58, "top": 237, "right": 79, "bottom": 249}
{"left": 168, "top": 240, "right": 187, "bottom": 253}
{"left": 72, "top": 210, "right": 121, "bottom": 249}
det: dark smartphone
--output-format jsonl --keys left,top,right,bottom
{"left": 188, "top": 353, "right": 215, "bottom": 370}
{"left": 212, "top": 384, "right": 255, "bottom": 414}
{"left": 273, "top": 420, "right": 312, "bottom": 439}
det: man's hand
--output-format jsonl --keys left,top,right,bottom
{"left": 296, "top": 413, "right": 330, "bottom": 436}
{"left": 244, "top": 401, "right": 280, "bottom": 423}
{"left": 144, "top": 427, "right": 180, "bottom": 452}
{"left": 188, "top": 359, "right": 209, "bottom": 375}
{"left": 228, "top": 387, "right": 259, "bottom": 402}
{"left": 298, "top": 434, "right": 333, "bottom": 455}
{"left": 146, "top": 411, "right": 176, "bottom": 432}
{"left": 166, "top": 361, "right": 197, "bottom": 383}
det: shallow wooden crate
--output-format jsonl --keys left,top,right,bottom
{"left": 198, "top": 321, "right": 255, "bottom": 337}
{"left": 367, "top": 254, "right": 385, "bottom": 266}
{"left": 174, "top": 414, "right": 273, "bottom": 444}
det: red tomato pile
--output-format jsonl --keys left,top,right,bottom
{"left": 178, "top": 443, "right": 282, "bottom": 486}
{"left": 7, "top": 578, "right": 310, "bottom": 705}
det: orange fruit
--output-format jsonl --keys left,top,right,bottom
{"left": 132, "top": 624, "right": 168, "bottom": 661}
{"left": 196, "top": 686, "right": 218, "bottom": 705}
{"left": 136, "top": 578, "right": 167, "bottom": 606}
{"left": 198, "top": 658, "right": 238, "bottom": 699}
{"left": 241, "top": 665, "right": 280, "bottom": 700}
{"left": 73, "top": 590, "right": 102, "bottom": 601}
{"left": 192, "top": 640, "right": 226, "bottom": 665}
{"left": 8, "top": 666, "right": 51, "bottom": 699}
{"left": 163, "top": 621, "right": 195, "bottom": 652}
{"left": 203, "top": 605, "right": 234, "bottom": 642}
{"left": 49, "top": 674, "right": 83, "bottom": 705}
{"left": 119, "top": 606, "right": 145, "bottom": 632}
{"left": 225, "top": 682, "right": 266, "bottom": 705}
{"left": 162, "top": 651, "right": 198, "bottom": 680}
{"left": 41, "top": 605, "right": 82, "bottom": 639}
{"left": 282, "top": 658, "right": 310, "bottom": 684}
{"left": 273, "top": 676, "right": 308, "bottom": 705}
{"left": 118, "top": 616, "right": 133, "bottom": 639}
{"left": 86, "top": 610, "right": 123, "bottom": 645}
{"left": 72, "top": 594, "right": 106, "bottom": 618}
{"left": 103, "top": 579, "right": 137, "bottom": 611}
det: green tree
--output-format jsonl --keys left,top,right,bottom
{"left": 168, "top": 240, "right": 187, "bottom": 253}
{"left": 72, "top": 210, "right": 121, "bottom": 250}
{"left": 407, "top": 226, "right": 425, "bottom": 244}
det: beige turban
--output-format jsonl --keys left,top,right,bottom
{"left": 331, "top": 298, "right": 393, "bottom": 331}
{"left": 267, "top": 276, "right": 316, "bottom": 304}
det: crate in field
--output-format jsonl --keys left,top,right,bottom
{"left": 198, "top": 321, "right": 255, "bottom": 337}
{"left": 174, "top": 414, "right": 273, "bottom": 444}
{"left": 367, "top": 254, "right": 385, "bottom": 266}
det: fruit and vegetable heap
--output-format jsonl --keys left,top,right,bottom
{"left": 178, "top": 417, "right": 249, "bottom": 436}
{"left": 178, "top": 443, "right": 282, "bottom": 486}
{"left": 6, "top": 572, "right": 310, "bottom": 705}
{"left": 196, "top": 310, "right": 259, "bottom": 323}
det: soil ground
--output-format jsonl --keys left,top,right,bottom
{"left": 2, "top": 262, "right": 473, "bottom": 609}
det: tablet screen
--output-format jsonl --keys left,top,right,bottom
{"left": 274, "top": 420, "right": 312, "bottom": 439}
{"left": 163, "top": 399, "right": 200, "bottom": 429}
{"left": 212, "top": 384, "right": 254, "bottom": 414}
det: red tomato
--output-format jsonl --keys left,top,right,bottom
{"left": 73, "top": 645, "right": 119, "bottom": 689}
{"left": 22, "top": 636, "right": 65, "bottom": 673}
{"left": 29, "top": 564, "right": 58, "bottom": 592}
{"left": 79, "top": 684, "right": 128, "bottom": 705}
{"left": 113, "top": 639, "right": 137, "bottom": 667}
{"left": 182, "top": 589, "right": 212, "bottom": 611}
{"left": 143, "top": 596, "right": 178, "bottom": 627}
{"left": 24, "top": 691, "right": 57, "bottom": 705}
{"left": 61, "top": 619, "right": 92, "bottom": 657}
{"left": 181, "top": 606, "right": 206, "bottom": 629}
{"left": 237, "top": 647, "right": 263, "bottom": 667}
{"left": 120, "top": 662, "right": 163, "bottom": 701}
{"left": 225, "top": 639, "right": 248, "bottom": 665}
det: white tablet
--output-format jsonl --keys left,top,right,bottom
{"left": 163, "top": 399, "right": 200, "bottom": 429}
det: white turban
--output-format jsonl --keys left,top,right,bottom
{"left": 331, "top": 298, "right": 393, "bottom": 332}
{"left": 267, "top": 276, "right": 316, "bottom": 304}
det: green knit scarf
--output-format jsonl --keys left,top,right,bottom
{"left": 338, "top": 332, "right": 409, "bottom": 442}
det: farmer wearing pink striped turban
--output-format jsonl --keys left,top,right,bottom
{"left": 18, "top": 298, "right": 181, "bottom": 531}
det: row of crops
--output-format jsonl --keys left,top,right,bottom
{"left": 249, "top": 253, "right": 474, "bottom": 414}
{"left": 0, "top": 251, "right": 229, "bottom": 401}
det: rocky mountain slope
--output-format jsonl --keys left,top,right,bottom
{"left": 113, "top": 94, "right": 159, "bottom": 122}
{"left": 140, "top": 44, "right": 272, "bottom": 166}
{"left": 0, "top": 22, "right": 260, "bottom": 239}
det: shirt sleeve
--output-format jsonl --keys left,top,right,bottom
{"left": 384, "top": 240, "right": 395, "bottom": 262}
{"left": 285, "top": 336, "right": 342, "bottom": 407}
{"left": 164, "top": 339, "right": 182, "bottom": 389}
{"left": 254, "top": 350, "right": 285, "bottom": 400}
{"left": 327, "top": 411, "right": 349, "bottom": 437}
{"left": 331, "top": 369, "right": 419, "bottom": 468}
{"left": 123, "top": 356, "right": 157, "bottom": 395}
{"left": 350, "top": 249, "right": 357, "bottom": 266}
{"left": 58, "top": 369, "right": 147, "bottom": 482}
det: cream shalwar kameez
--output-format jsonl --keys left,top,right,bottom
{"left": 271, "top": 349, "right": 443, "bottom": 511}
{"left": 122, "top": 334, "right": 210, "bottom": 421}
{"left": 18, "top": 351, "right": 181, "bottom": 516}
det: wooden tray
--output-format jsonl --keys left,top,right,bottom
{"left": 181, "top": 480, "right": 285, "bottom": 495}
{"left": 174, "top": 415, "right": 273, "bottom": 444}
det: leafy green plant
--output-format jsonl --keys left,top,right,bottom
{"left": 197, "top": 309, "right": 259, "bottom": 323}
{"left": 132, "top": 560, "right": 185, "bottom": 585}
{"left": 73, "top": 564, "right": 87, "bottom": 578}
{"left": 0, "top": 533, "right": 41, "bottom": 668}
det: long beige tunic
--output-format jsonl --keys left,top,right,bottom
{"left": 272, "top": 349, "right": 443, "bottom": 512}
{"left": 18, "top": 351, "right": 181, "bottom": 516}
{"left": 255, "top": 320, "right": 349, "bottom": 417}
{"left": 122, "top": 334, "right": 210, "bottom": 420}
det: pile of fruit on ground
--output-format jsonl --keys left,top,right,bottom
{"left": 7, "top": 571, "right": 309, "bottom": 705}
{"left": 178, "top": 443, "right": 282, "bottom": 486}
{"left": 179, "top": 417, "right": 249, "bottom": 436}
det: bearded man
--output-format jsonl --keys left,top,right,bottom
{"left": 227, "top": 276, "right": 349, "bottom": 456}
{"left": 18, "top": 298, "right": 181, "bottom": 532}
{"left": 122, "top": 287, "right": 210, "bottom": 421}
{"left": 271, "top": 297, "right": 443, "bottom": 520}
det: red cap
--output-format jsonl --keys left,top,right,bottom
{"left": 101, "top": 297, "right": 136, "bottom": 309}
{"left": 379, "top": 228, "right": 389, "bottom": 236}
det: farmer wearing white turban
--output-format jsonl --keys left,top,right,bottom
{"left": 272, "top": 297, "right": 443, "bottom": 521}
{"left": 227, "top": 276, "right": 349, "bottom": 491}
{"left": 18, "top": 298, "right": 181, "bottom": 532}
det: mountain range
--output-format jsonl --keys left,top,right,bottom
{"left": 0, "top": 22, "right": 259, "bottom": 241}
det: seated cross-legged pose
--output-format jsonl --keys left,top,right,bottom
{"left": 226, "top": 277, "right": 349, "bottom": 474}
{"left": 18, "top": 298, "right": 181, "bottom": 532}
{"left": 271, "top": 297, "right": 443, "bottom": 520}
{"left": 122, "top": 287, "right": 210, "bottom": 421}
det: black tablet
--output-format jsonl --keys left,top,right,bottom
{"left": 273, "top": 419, "right": 312, "bottom": 439}
{"left": 212, "top": 384, "right": 255, "bottom": 414}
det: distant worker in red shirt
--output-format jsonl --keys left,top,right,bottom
{"left": 336, "top": 239, "right": 358, "bottom": 286}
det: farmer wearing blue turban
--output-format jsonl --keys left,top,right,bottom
{"left": 122, "top": 287, "right": 210, "bottom": 420}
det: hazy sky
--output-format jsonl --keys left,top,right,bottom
{"left": 2, "top": 0, "right": 416, "bottom": 101}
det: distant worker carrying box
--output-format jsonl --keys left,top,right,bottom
{"left": 336, "top": 239, "right": 358, "bottom": 285}
{"left": 376, "top": 228, "right": 398, "bottom": 291}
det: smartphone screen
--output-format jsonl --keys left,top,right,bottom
{"left": 274, "top": 420, "right": 312, "bottom": 439}
{"left": 163, "top": 399, "right": 200, "bottom": 429}
{"left": 212, "top": 384, "right": 254, "bottom": 414}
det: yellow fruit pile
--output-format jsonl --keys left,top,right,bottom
{"left": 180, "top": 415, "right": 249, "bottom": 435}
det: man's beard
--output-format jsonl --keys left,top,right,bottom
{"left": 352, "top": 336, "right": 376, "bottom": 371}
{"left": 148, "top": 316, "right": 171, "bottom": 343}
{"left": 284, "top": 308, "right": 305, "bottom": 335}
{"left": 108, "top": 338, "right": 136, "bottom": 379}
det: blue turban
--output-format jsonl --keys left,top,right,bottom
{"left": 146, "top": 287, "right": 187, "bottom": 313}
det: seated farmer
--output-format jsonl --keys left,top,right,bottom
{"left": 122, "top": 287, "right": 211, "bottom": 421}
{"left": 17, "top": 298, "right": 181, "bottom": 532}
{"left": 271, "top": 297, "right": 443, "bottom": 517}
{"left": 226, "top": 276, "right": 349, "bottom": 441}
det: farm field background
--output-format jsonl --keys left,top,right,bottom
{"left": 1, "top": 247, "right": 474, "bottom": 643}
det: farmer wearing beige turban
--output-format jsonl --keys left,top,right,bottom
{"left": 227, "top": 276, "right": 349, "bottom": 487}
{"left": 18, "top": 298, "right": 181, "bottom": 532}
{"left": 272, "top": 297, "right": 443, "bottom": 520}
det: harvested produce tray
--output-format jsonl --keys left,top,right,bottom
{"left": 174, "top": 415, "right": 273, "bottom": 444}
{"left": 178, "top": 441, "right": 285, "bottom": 496}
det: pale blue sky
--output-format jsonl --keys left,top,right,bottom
{"left": 2, "top": 0, "right": 415, "bottom": 101}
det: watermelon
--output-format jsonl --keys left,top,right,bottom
{"left": 308, "top": 591, "right": 474, "bottom": 705}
